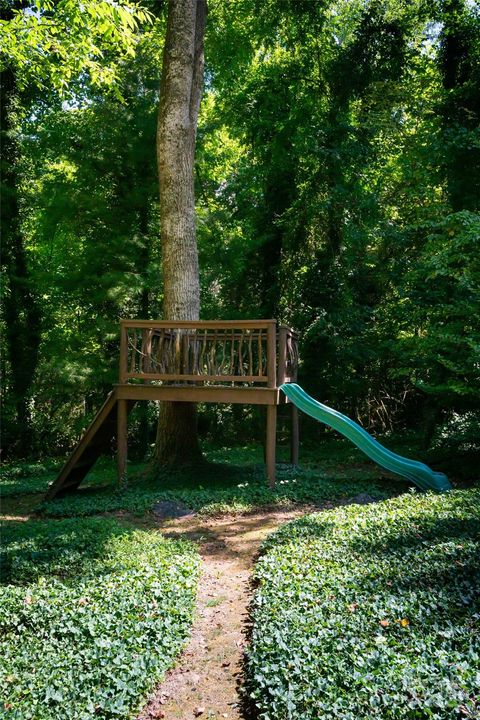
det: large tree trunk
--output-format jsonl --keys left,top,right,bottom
{"left": 154, "top": 0, "right": 206, "bottom": 466}
{"left": 1, "top": 3, "right": 42, "bottom": 458}
{"left": 439, "top": 0, "right": 480, "bottom": 212}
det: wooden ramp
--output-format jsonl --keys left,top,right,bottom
{"left": 45, "top": 390, "right": 136, "bottom": 501}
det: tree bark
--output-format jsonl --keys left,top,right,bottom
{"left": 154, "top": 0, "right": 206, "bottom": 466}
{"left": 1, "top": 3, "right": 42, "bottom": 457}
{"left": 439, "top": 0, "right": 480, "bottom": 212}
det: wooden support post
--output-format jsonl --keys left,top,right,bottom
{"left": 290, "top": 404, "right": 299, "bottom": 465}
{"left": 119, "top": 322, "right": 128, "bottom": 383}
{"left": 117, "top": 399, "right": 128, "bottom": 487}
{"left": 277, "top": 326, "right": 287, "bottom": 386}
{"left": 266, "top": 404, "right": 277, "bottom": 488}
{"left": 266, "top": 321, "right": 277, "bottom": 389}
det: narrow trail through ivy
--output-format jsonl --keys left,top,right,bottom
{"left": 137, "top": 506, "right": 314, "bottom": 720}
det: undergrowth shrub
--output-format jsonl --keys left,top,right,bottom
{"left": 246, "top": 489, "right": 480, "bottom": 719}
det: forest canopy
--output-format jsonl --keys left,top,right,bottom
{"left": 1, "top": 0, "right": 479, "bottom": 460}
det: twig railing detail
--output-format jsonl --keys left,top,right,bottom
{"left": 119, "top": 320, "right": 298, "bottom": 387}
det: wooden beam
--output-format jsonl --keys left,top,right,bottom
{"left": 120, "top": 319, "right": 276, "bottom": 329}
{"left": 290, "top": 404, "right": 299, "bottom": 465}
{"left": 266, "top": 321, "right": 277, "bottom": 389}
{"left": 117, "top": 398, "right": 128, "bottom": 487}
{"left": 119, "top": 324, "right": 128, "bottom": 383}
{"left": 123, "top": 372, "right": 269, "bottom": 383}
{"left": 115, "top": 384, "right": 280, "bottom": 405}
{"left": 266, "top": 404, "right": 277, "bottom": 487}
{"left": 277, "top": 325, "right": 287, "bottom": 386}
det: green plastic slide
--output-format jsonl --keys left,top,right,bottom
{"left": 280, "top": 383, "right": 451, "bottom": 492}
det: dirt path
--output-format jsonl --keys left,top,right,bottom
{"left": 138, "top": 506, "right": 313, "bottom": 720}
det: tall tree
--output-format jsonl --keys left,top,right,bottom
{"left": 438, "top": 0, "right": 480, "bottom": 212}
{"left": 154, "top": 0, "right": 206, "bottom": 466}
{"left": 1, "top": 1, "right": 41, "bottom": 455}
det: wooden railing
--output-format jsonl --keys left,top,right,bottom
{"left": 119, "top": 319, "right": 298, "bottom": 388}
{"left": 278, "top": 325, "right": 299, "bottom": 385}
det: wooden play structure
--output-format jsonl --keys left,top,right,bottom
{"left": 45, "top": 320, "right": 299, "bottom": 500}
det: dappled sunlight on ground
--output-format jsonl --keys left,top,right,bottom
{"left": 138, "top": 506, "right": 317, "bottom": 719}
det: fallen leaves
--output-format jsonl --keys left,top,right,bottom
{"left": 379, "top": 618, "right": 410, "bottom": 628}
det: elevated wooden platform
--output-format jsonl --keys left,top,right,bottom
{"left": 46, "top": 320, "right": 299, "bottom": 500}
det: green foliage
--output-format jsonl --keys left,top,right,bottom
{"left": 2, "top": 27, "right": 163, "bottom": 453}
{"left": 1, "top": 0, "right": 153, "bottom": 94}
{"left": 196, "top": 0, "right": 480, "bottom": 447}
{"left": 0, "top": 517, "right": 199, "bottom": 718}
{"left": 37, "top": 440, "right": 402, "bottom": 518}
{"left": 387, "top": 211, "right": 480, "bottom": 406}
{"left": 24, "top": 97, "right": 159, "bottom": 448}
{"left": 246, "top": 488, "right": 480, "bottom": 719}
{"left": 0, "top": 457, "right": 145, "bottom": 497}
{"left": 438, "top": 0, "right": 480, "bottom": 212}
{"left": 0, "top": 459, "right": 58, "bottom": 497}
{"left": 2, "top": 0, "right": 479, "bottom": 458}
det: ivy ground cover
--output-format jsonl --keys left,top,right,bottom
{"left": 32, "top": 441, "right": 403, "bottom": 518}
{"left": 246, "top": 489, "right": 480, "bottom": 719}
{"left": 0, "top": 518, "right": 199, "bottom": 719}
